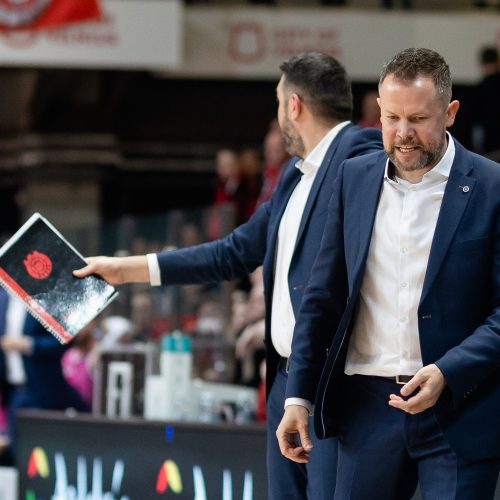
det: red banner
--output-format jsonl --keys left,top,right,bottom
{"left": 0, "top": 0, "right": 101, "bottom": 31}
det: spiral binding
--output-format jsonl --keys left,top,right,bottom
{"left": 0, "top": 276, "right": 70, "bottom": 344}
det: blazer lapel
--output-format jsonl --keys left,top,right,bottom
{"left": 293, "top": 125, "right": 351, "bottom": 251}
{"left": 263, "top": 160, "right": 302, "bottom": 290}
{"left": 351, "top": 159, "right": 386, "bottom": 284}
{"left": 420, "top": 141, "right": 475, "bottom": 303}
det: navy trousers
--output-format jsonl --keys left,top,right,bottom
{"left": 266, "top": 362, "right": 338, "bottom": 500}
{"left": 334, "top": 375, "right": 500, "bottom": 500}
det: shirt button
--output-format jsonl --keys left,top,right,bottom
{"left": 401, "top": 247, "right": 408, "bottom": 253}
{"left": 400, "top": 317, "right": 407, "bottom": 323}
{"left": 401, "top": 282, "right": 407, "bottom": 288}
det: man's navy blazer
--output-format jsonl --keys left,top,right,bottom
{"left": 286, "top": 138, "right": 500, "bottom": 462}
{"left": 156, "top": 124, "right": 382, "bottom": 394}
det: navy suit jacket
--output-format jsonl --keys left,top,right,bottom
{"left": 0, "top": 288, "right": 88, "bottom": 411}
{"left": 286, "top": 138, "right": 500, "bottom": 462}
{"left": 156, "top": 124, "right": 382, "bottom": 394}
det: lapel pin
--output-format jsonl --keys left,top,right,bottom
{"left": 460, "top": 185, "right": 470, "bottom": 193}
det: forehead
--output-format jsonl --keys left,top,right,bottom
{"left": 379, "top": 74, "right": 442, "bottom": 111}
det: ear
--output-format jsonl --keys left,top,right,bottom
{"left": 288, "top": 92, "right": 302, "bottom": 121}
{"left": 445, "top": 100, "right": 460, "bottom": 128}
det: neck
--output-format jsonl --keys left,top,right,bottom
{"left": 396, "top": 166, "right": 433, "bottom": 184}
{"left": 302, "top": 120, "right": 340, "bottom": 158}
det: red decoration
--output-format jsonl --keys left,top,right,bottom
{"left": 24, "top": 250, "right": 52, "bottom": 280}
{"left": 27, "top": 450, "right": 37, "bottom": 478}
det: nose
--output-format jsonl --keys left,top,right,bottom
{"left": 397, "top": 121, "right": 415, "bottom": 142}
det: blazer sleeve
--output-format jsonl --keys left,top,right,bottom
{"left": 156, "top": 196, "right": 273, "bottom": 286}
{"left": 285, "top": 163, "right": 350, "bottom": 402}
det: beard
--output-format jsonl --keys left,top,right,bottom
{"left": 386, "top": 134, "right": 446, "bottom": 173}
{"left": 281, "top": 117, "right": 305, "bottom": 158}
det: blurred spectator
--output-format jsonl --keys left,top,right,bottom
{"left": 0, "top": 288, "right": 89, "bottom": 464}
{"left": 234, "top": 269, "right": 265, "bottom": 388}
{"left": 357, "top": 90, "right": 382, "bottom": 129}
{"left": 61, "top": 320, "right": 99, "bottom": 408}
{"left": 180, "top": 223, "right": 203, "bottom": 248}
{"left": 256, "top": 119, "right": 289, "bottom": 207}
{"left": 130, "top": 289, "right": 167, "bottom": 342}
{"left": 195, "top": 296, "right": 224, "bottom": 336}
{"left": 192, "top": 293, "right": 228, "bottom": 382}
{"left": 208, "top": 148, "right": 251, "bottom": 240}
{"left": 230, "top": 290, "right": 250, "bottom": 336}
{"left": 472, "top": 45, "right": 500, "bottom": 156}
{"left": 99, "top": 315, "right": 135, "bottom": 348}
{"left": 238, "top": 147, "right": 263, "bottom": 219}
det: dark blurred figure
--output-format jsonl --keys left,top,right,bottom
{"left": 208, "top": 148, "right": 252, "bottom": 240}
{"left": 0, "top": 288, "right": 89, "bottom": 464}
{"left": 381, "top": 0, "right": 412, "bottom": 7}
{"left": 357, "top": 90, "right": 382, "bottom": 129}
{"left": 256, "top": 119, "right": 289, "bottom": 207}
{"left": 472, "top": 46, "right": 500, "bottom": 156}
{"left": 238, "top": 147, "right": 263, "bottom": 220}
{"left": 472, "top": 0, "right": 500, "bottom": 8}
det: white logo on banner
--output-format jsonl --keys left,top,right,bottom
{"left": 0, "top": 0, "right": 51, "bottom": 27}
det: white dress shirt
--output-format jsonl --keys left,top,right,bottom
{"left": 345, "top": 133, "right": 455, "bottom": 377}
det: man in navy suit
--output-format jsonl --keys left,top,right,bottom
{"left": 74, "top": 53, "right": 382, "bottom": 499}
{"left": 277, "top": 48, "right": 500, "bottom": 499}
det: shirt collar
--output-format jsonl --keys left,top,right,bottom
{"left": 295, "top": 121, "right": 351, "bottom": 177}
{"left": 385, "top": 131, "right": 456, "bottom": 184}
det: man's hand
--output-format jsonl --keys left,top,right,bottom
{"left": 1, "top": 336, "right": 31, "bottom": 354}
{"left": 276, "top": 405, "right": 313, "bottom": 464}
{"left": 73, "top": 256, "right": 149, "bottom": 285}
{"left": 388, "top": 363, "right": 446, "bottom": 414}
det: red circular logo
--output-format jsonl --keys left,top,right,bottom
{"left": 24, "top": 250, "right": 52, "bottom": 280}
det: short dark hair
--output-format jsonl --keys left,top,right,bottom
{"left": 480, "top": 46, "right": 499, "bottom": 65}
{"left": 279, "top": 52, "right": 353, "bottom": 123}
{"left": 379, "top": 48, "right": 452, "bottom": 103}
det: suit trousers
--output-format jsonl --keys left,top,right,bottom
{"left": 334, "top": 375, "right": 500, "bottom": 500}
{"left": 267, "top": 362, "right": 338, "bottom": 500}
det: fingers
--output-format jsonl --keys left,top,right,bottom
{"left": 276, "top": 406, "right": 312, "bottom": 464}
{"left": 388, "top": 365, "right": 446, "bottom": 414}
{"left": 73, "top": 257, "right": 99, "bottom": 278}
{"left": 388, "top": 390, "right": 429, "bottom": 414}
{"left": 399, "top": 373, "right": 424, "bottom": 397}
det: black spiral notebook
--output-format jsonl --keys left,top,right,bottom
{"left": 0, "top": 213, "right": 118, "bottom": 344}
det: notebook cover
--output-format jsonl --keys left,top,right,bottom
{"left": 0, "top": 213, "right": 118, "bottom": 344}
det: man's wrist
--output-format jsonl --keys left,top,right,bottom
{"left": 284, "top": 397, "right": 314, "bottom": 415}
{"left": 146, "top": 253, "right": 162, "bottom": 286}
